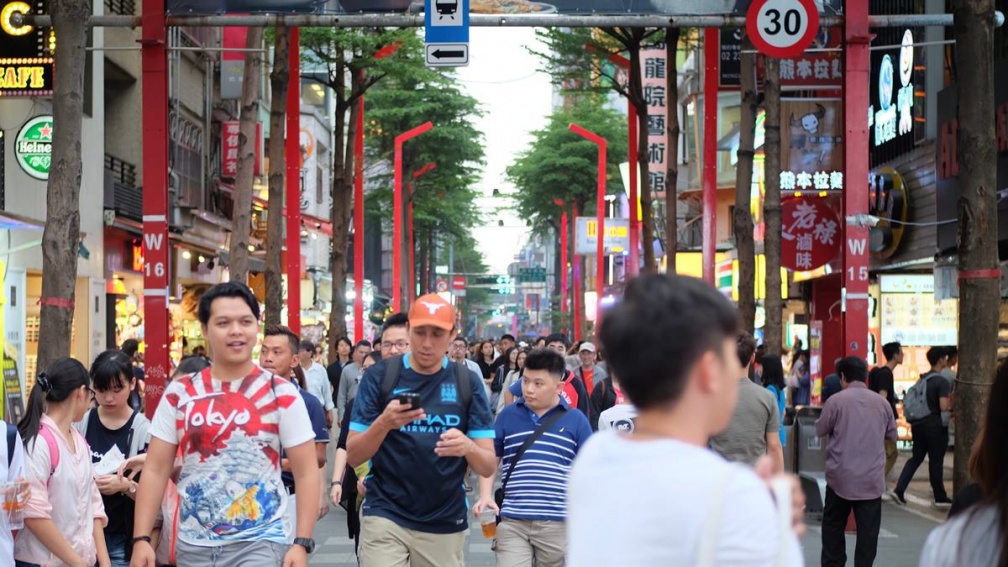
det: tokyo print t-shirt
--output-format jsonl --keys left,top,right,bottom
{"left": 150, "top": 366, "right": 315, "bottom": 546}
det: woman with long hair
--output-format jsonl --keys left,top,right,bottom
{"left": 498, "top": 349, "right": 527, "bottom": 414}
{"left": 761, "top": 355, "right": 788, "bottom": 447}
{"left": 919, "top": 358, "right": 1008, "bottom": 566}
{"left": 334, "top": 337, "right": 353, "bottom": 370}
{"left": 476, "top": 340, "right": 495, "bottom": 380}
{"left": 77, "top": 351, "right": 152, "bottom": 567}
{"left": 14, "top": 357, "right": 110, "bottom": 567}
{"left": 489, "top": 347, "right": 518, "bottom": 413}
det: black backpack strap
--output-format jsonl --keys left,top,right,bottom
{"left": 6, "top": 422, "right": 16, "bottom": 468}
{"left": 454, "top": 362, "right": 473, "bottom": 431}
{"left": 500, "top": 407, "right": 567, "bottom": 496}
{"left": 379, "top": 355, "right": 405, "bottom": 404}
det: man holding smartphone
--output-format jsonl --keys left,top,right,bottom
{"left": 347, "top": 294, "right": 496, "bottom": 567}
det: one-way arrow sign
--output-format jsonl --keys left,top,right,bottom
{"left": 426, "top": 44, "right": 469, "bottom": 67}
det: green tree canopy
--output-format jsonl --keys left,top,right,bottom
{"left": 507, "top": 94, "right": 627, "bottom": 232}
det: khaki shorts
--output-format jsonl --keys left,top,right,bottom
{"left": 359, "top": 514, "right": 466, "bottom": 567}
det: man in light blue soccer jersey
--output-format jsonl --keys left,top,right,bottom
{"left": 347, "top": 294, "right": 496, "bottom": 567}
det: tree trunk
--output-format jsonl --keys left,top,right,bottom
{"left": 763, "top": 56, "right": 783, "bottom": 356}
{"left": 628, "top": 34, "right": 657, "bottom": 274}
{"left": 264, "top": 26, "right": 290, "bottom": 328}
{"left": 952, "top": 0, "right": 997, "bottom": 493}
{"left": 734, "top": 35, "right": 758, "bottom": 335}
{"left": 664, "top": 27, "right": 681, "bottom": 274}
{"left": 328, "top": 62, "right": 355, "bottom": 354}
{"left": 230, "top": 27, "right": 264, "bottom": 285}
{"left": 37, "top": 0, "right": 90, "bottom": 371}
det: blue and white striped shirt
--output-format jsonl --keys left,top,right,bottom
{"left": 494, "top": 398, "right": 593, "bottom": 521}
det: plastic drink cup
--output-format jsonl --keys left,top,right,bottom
{"left": 479, "top": 508, "right": 497, "bottom": 539}
{"left": 2, "top": 480, "right": 27, "bottom": 530}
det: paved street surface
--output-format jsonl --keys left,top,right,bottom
{"left": 310, "top": 445, "right": 950, "bottom": 566}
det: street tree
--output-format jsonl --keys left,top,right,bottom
{"left": 763, "top": 56, "right": 784, "bottom": 356}
{"left": 534, "top": 27, "right": 662, "bottom": 273}
{"left": 362, "top": 66, "right": 486, "bottom": 297}
{"left": 37, "top": 0, "right": 90, "bottom": 370}
{"left": 952, "top": 0, "right": 998, "bottom": 492}
{"left": 665, "top": 27, "right": 681, "bottom": 273}
{"left": 264, "top": 26, "right": 290, "bottom": 327}
{"left": 300, "top": 27, "right": 420, "bottom": 355}
{"left": 229, "top": 27, "right": 264, "bottom": 285}
{"left": 734, "top": 33, "right": 757, "bottom": 335}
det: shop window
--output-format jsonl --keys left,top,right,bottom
{"left": 170, "top": 110, "right": 204, "bottom": 209}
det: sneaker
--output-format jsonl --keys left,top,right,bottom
{"left": 933, "top": 499, "right": 953, "bottom": 510}
{"left": 889, "top": 490, "right": 907, "bottom": 505}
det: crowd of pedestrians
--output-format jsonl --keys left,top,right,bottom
{"left": 0, "top": 276, "right": 1002, "bottom": 567}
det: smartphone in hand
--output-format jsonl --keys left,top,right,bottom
{"left": 398, "top": 392, "right": 422, "bottom": 410}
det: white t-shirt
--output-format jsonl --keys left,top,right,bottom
{"left": 598, "top": 404, "right": 638, "bottom": 432}
{"left": 150, "top": 366, "right": 315, "bottom": 546}
{"left": 568, "top": 432, "right": 803, "bottom": 567}
{"left": 305, "top": 363, "right": 335, "bottom": 412}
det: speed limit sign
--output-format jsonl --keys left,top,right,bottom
{"left": 746, "top": 0, "right": 820, "bottom": 59}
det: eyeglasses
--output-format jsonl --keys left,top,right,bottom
{"left": 85, "top": 386, "right": 95, "bottom": 400}
{"left": 382, "top": 340, "right": 410, "bottom": 351}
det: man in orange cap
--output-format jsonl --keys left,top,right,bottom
{"left": 346, "top": 295, "right": 496, "bottom": 567}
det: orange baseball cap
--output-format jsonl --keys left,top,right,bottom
{"left": 408, "top": 294, "right": 456, "bottom": 330}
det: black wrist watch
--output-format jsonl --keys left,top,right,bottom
{"left": 132, "top": 535, "right": 152, "bottom": 545}
{"left": 293, "top": 537, "right": 316, "bottom": 554}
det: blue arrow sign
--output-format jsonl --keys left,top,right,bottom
{"left": 425, "top": 0, "right": 469, "bottom": 45}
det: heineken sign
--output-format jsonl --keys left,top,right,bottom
{"left": 14, "top": 116, "right": 53, "bottom": 180}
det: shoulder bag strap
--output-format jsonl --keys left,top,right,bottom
{"left": 379, "top": 355, "right": 405, "bottom": 403}
{"left": 697, "top": 464, "right": 739, "bottom": 567}
{"left": 500, "top": 407, "right": 567, "bottom": 495}
{"left": 455, "top": 361, "right": 472, "bottom": 430}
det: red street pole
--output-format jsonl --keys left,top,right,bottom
{"left": 843, "top": 1, "right": 871, "bottom": 356}
{"left": 141, "top": 0, "right": 169, "bottom": 419}
{"left": 353, "top": 80, "right": 365, "bottom": 342}
{"left": 286, "top": 27, "right": 302, "bottom": 335}
{"left": 393, "top": 121, "right": 433, "bottom": 312}
{"left": 408, "top": 162, "right": 437, "bottom": 301}
{"left": 702, "top": 28, "right": 719, "bottom": 285}
{"left": 628, "top": 101, "right": 639, "bottom": 277}
{"left": 553, "top": 199, "right": 568, "bottom": 323}
{"left": 572, "top": 203, "right": 582, "bottom": 343}
{"left": 569, "top": 123, "right": 607, "bottom": 329}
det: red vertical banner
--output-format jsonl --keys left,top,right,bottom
{"left": 222, "top": 121, "right": 240, "bottom": 178}
{"left": 141, "top": 0, "right": 170, "bottom": 419}
{"left": 843, "top": 0, "right": 871, "bottom": 357}
{"left": 640, "top": 43, "right": 669, "bottom": 267}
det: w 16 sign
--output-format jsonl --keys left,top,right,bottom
{"left": 781, "top": 197, "right": 840, "bottom": 271}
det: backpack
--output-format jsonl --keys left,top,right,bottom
{"left": 379, "top": 355, "right": 473, "bottom": 428}
{"left": 902, "top": 373, "right": 935, "bottom": 423}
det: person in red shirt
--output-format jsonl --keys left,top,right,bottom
{"left": 576, "top": 342, "right": 608, "bottom": 395}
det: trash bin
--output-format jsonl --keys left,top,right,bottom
{"left": 782, "top": 406, "right": 797, "bottom": 474}
{"left": 794, "top": 406, "right": 827, "bottom": 522}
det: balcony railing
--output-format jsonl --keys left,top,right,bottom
{"left": 105, "top": 153, "right": 137, "bottom": 188}
{"left": 104, "top": 0, "right": 135, "bottom": 15}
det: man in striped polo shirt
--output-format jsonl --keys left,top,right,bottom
{"left": 474, "top": 349, "right": 593, "bottom": 567}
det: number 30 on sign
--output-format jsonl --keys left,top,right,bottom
{"left": 747, "top": 0, "right": 820, "bottom": 60}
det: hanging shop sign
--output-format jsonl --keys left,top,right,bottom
{"left": 781, "top": 197, "right": 840, "bottom": 271}
{"left": 0, "top": 1, "right": 55, "bottom": 97}
{"left": 870, "top": 27, "right": 921, "bottom": 167}
{"left": 756, "top": 25, "right": 842, "bottom": 89}
{"left": 780, "top": 100, "right": 844, "bottom": 193}
{"left": 14, "top": 115, "right": 53, "bottom": 180}
{"left": 867, "top": 166, "right": 909, "bottom": 259}
{"left": 575, "top": 217, "right": 630, "bottom": 256}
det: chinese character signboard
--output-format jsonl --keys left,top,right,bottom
{"left": 781, "top": 197, "right": 840, "bottom": 271}
{"left": 222, "top": 121, "right": 241, "bottom": 178}
{"left": 757, "top": 26, "right": 842, "bottom": 89}
{"left": 719, "top": 29, "right": 743, "bottom": 88}
{"left": 780, "top": 100, "right": 843, "bottom": 193}
{"left": 869, "top": 26, "right": 922, "bottom": 166}
{"left": 0, "top": 1, "right": 54, "bottom": 98}
{"left": 641, "top": 46, "right": 668, "bottom": 196}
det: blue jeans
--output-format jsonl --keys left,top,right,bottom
{"left": 106, "top": 532, "right": 129, "bottom": 567}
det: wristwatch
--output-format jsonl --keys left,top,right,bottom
{"left": 293, "top": 537, "right": 316, "bottom": 554}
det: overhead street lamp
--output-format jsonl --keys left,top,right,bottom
{"left": 393, "top": 121, "right": 434, "bottom": 312}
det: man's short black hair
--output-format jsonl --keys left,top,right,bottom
{"left": 264, "top": 325, "right": 300, "bottom": 356}
{"left": 121, "top": 339, "right": 140, "bottom": 358}
{"left": 736, "top": 332, "right": 757, "bottom": 369}
{"left": 299, "top": 340, "right": 315, "bottom": 353}
{"left": 944, "top": 345, "right": 958, "bottom": 359}
{"left": 354, "top": 340, "right": 372, "bottom": 350}
{"left": 522, "top": 348, "right": 566, "bottom": 380}
{"left": 452, "top": 336, "right": 469, "bottom": 346}
{"left": 198, "top": 282, "right": 260, "bottom": 325}
{"left": 500, "top": 334, "right": 516, "bottom": 343}
{"left": 599, "top": 275, "right": 740, "bottom": 411}
{"left": 383, "top": 312, "right": 409, "bottom": 333}
{"left": 544, "top": 333, "right": 569, "bottom": 349}
{"left": 836, "top": 356, "right": 868, "bottom": 382}
{"left": 367, "top": 351, "right": 383, "bottom": 364}
{"left": 927, "top": 346, "right": 947, "bottom": 367}
{"left": 882, "top": 342, "right": 902, "bottom": 362}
